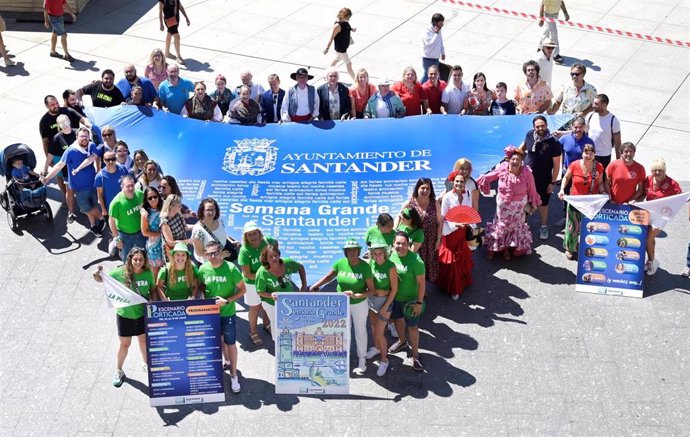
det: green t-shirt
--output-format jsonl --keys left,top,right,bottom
{"left": 370, "top": 258, "right": 396, "bottom": 292}
{"left": 255, "top": 258, "right": 302, "bottom": 305}
{"left": 396, "top": 224, "right": 424, "bottom": 244}
{"left": 108, "top": 266, "right": 154, "bottom": 320}
{"left": 109, "top": 190, "right": 144, "bottom": 234}
{"left": 158, "top": 264, "right": 199, "bottom": 301}
{"left": 364, "top": 225, "right": 395, "bottom": 248}
{"left": 198, "top": 261, "right": 243, "bottom": 317}
{"left": 333, "top": 257, "right": 373, "bottom": 304}
{"left": 389, "top": 250, "right": 425, "bottom": 302}
{"left": 238, "top": 236, "right": 278, "bottom": 284}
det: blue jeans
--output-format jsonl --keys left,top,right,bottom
{"left": 119, "top": 230, "right": 147, "bottom": 261}
{"left": 421, "top": 57, "right": 439, "bottom": 83}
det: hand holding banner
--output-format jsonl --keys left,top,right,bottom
{"left": 635, "top": 191, "right": 690, "bottom": 229}
{"left": 101, "top": 273, "right": 149, "bottom": 308}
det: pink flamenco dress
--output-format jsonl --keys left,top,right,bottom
{"left": 437, "top": 191, "right": 474, "bottom": 297}
{"left": 477, "top": 162, "right": 541, "bottom": 256}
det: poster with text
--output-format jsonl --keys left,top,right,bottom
{"left": 274, "top": 292, "right": 350, "bottom": 395}
{"left": 576, "top": 202, "right": 650, "bottom": 298}
{"left": 145, "top": 299, "right": 225, "bottom": 406}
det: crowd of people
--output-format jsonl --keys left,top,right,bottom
{"left": 10, "top": 4, "right": 687, "bottom": 394}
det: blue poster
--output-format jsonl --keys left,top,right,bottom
{"left": 145, "top": 299, "right": 225, "bottom": 406}
{"left": 576, "top": 202, "right": 650, "bottom": 298}
{"left": 87, "top": 106, "right": 570, "bottom": 282}
{"left": 274, "top": 292, "right": 350, "bottom": 395}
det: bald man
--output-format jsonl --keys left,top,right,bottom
{"left": 116, "top": 64, "right": 159, "bottom": 106}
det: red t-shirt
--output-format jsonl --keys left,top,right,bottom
{"left": 644, "top": 175, "right": 681, "bottom": 200}
{"left": 606, "top": 159, "right": 646, "bottom": 203}
{"left": 568, "top": 160, "right": 604, "bottom": 196}
{"left": 349, "top": 84, "right": 376, "bottom": 115}
{"left": 44, "top": 0, "right": 66, "bottom": 16}
{"left": 391, "top": 81, "right": 427, "bottom": 116}
{"left": 421, "top": 80, "right": 447, "bottom": 114}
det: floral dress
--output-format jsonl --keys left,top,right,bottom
{"left": 409, "top": 197, "right": 440, "bottom": 282}
{"left": 146, "top": 209, "right": 164, "bottom": 267}
{"left": 464, "top": 90, "right": 495, "bottom": 115}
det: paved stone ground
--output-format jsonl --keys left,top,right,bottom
{"left": 0, "top": 0, "right": 688, "bottom": 436}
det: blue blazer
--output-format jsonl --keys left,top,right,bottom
{"left": 317, "top": 83, "right": 351, "bottom": 120}
{"left": 260, "top": 89, "right": 285, "bottom": 124}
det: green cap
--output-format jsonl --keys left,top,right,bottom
{"left": 369, "top": 240, "right": 388, "bottom": 250}
{"left": 171, "top": 242, "right": 190, "bottom": 255}
{"left": 342, "top": 238, "right": 362, "bottom": 249}
{"left": 243, "top": 221, "right": 261, "bottom": 234}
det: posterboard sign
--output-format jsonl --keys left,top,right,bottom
{"left": 274, "top": 292, "right": 350, "bottom": 395}
{"left": 145, "top": 299, "right": 225, "bottom": 406}
{"left": 576, "top": 202, "right": 650, "bottom": 298}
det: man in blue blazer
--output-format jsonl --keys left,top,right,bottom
{"left": 316, "top": 68, "right": 352, "bottom": 121}
{"left": 259, "top": 74, "right": 285, "bottom": 124}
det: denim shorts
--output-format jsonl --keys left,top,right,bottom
{"left": 391, "top": 300, "right": 420, "bottom": 327}
{"left": 74, "top": 189, "right": 98, "bottom": 213}
{"left": 220, "top": 315, "right": 237, "bottom": 345}
{"left": 368, "top": 296, "right": 391, "bottom": 313}
{"left": 48, "top": 15, "right": 66, "bottom": 36}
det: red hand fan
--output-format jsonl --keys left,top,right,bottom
{"left": 444, "top": 205, "right": 481, "bottom": 224}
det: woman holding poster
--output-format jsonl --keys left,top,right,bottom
{"left": 92, "top": 248, "right": 155, "bottom": 388}
{"left": 558, "top": 144, "right": 604, "bottom": 260}
{"left": 255, "top": 245, "right": 308, "bottom": 341}
{"left": 477, "top": 146, "right": 541, "bottom": 260}
{"left": 643, "top": 158, "right": 682, "bottom": 275}
{"left": 156, "top": 242, "right": 199, "bottom": 301}
{"left": 311, "top": 238, "right": 374, "bottom": 375}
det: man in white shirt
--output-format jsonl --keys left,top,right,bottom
{"left": 585, "top": 93, "right": 621, "bottom": 169}
{"left": 421, "top": 13, "right": 445, "bottom": 84}
{"left": 440, "top": 65, "right": 469, "bottom": 115}
{"left": 281, "top": 67, "right": 320, "bottom": 123}
{"left": 537, "top": 38, "right": 556, "bottom": 87}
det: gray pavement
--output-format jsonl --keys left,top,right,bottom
{"left": 0, "top": 0, "right": 689, "bottom": 435}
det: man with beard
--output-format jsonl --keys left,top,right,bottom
{"left": 38, "top": 94, "right": 89, "bottom": 156}
{"left": 62, "top": 89, "right": 85, "bottom": 116}
{"left": 520, "top": 115, "right": 562, "bottom": 240}
{"left": 586, "top": 93, "right": 621, "bottom": 170}
{"left": 76, "top": 69, "right": 125, "bottom": 107}
{"left": 116, "top": 64, "right": 158, "bottom": 106}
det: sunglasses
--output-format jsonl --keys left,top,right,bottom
{"left": 147, "top": 195, "right": 159, "bottom": 201}
{"left": 102, "top": 133, "right": 113, "bottom": 137}
{"left": 571, "top": 72, "right": 582, "bottom": 77}
{"left": 104, "top": 158, "right": 116, "bottom": 162}
{"left": 206, "top": 251, "right": 220, "bottom": 258}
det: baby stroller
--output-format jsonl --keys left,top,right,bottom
{"left": 0, "top": 143, "right": 53, "bottom": 230}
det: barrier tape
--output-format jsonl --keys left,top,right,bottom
{"left": 442, "top": 0, "right": 690, "bottom": 48}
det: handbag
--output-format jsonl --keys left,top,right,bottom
{"left": 165, "top": 16, "right": 178, "bottom": 28}
{"left": 199, "top": 221, "right": 238, "bottom": 262}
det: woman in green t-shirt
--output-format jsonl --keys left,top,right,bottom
{"left": 92, "top": 247, "right": 155, "bottom": 388}
{"left": 395, "top": 207, "right": 424, "bottom": 252}
{"left": 310, "top": 237, "right": 374, "bottom": 375}
{"left": 365, "top": 240, "right": 398, "bottom": 376}
{"left": 156, "top": 242, "right": 199, "bottom": 301}
{"left": 255, "top": 245, "right": 307, "bottom": 342}
{"left": 364, "top": 213, "right": 395, "bottom": 250}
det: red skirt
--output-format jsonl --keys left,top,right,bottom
{"left": 437, "top": 228, "right": 474, "bottom": 296}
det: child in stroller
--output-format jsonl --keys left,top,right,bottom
{"left": 11, "top": 157, "right": 40, "bottom": 189}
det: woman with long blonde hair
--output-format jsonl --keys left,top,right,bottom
{"left": 156, "top": 242, "right": 199, "bottom": 301}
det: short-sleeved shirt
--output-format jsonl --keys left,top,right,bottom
{"left": 364, "top": 225, "right": 395, "bottom": 248}
{"left": 60, "top": 143, "right": 99, "bottom": 191}
{"left": 108, "top": 267, "right": 154, "bottom": 320}
{"left": 198, "top": 261, "right": 243, "bottom": 317}
{"left": 81, "top": 81, "right": 125, "bottom": 107}
{"left": 11, "top": 166, "right": 31, "bottom": 181}
{"left": 644, "top": 175, "right": 681, "bottom": 201}
{"left": 490, "top": 99, "right": 517, "bottom": 116}
{"left": 555, "top": 82, "right": 597, "bottom": 115}
{"left": 389, "top": 250, "right": 425, "bottom": 302}
{"left": 606, "top": 160, "right": 646, "bottom": 204}
{"left": 559, "top": 133, "right": 595, "bottom": 169}
{"left": 109, "top": 190, "right": 144, "bottom": 233}
{"left": 190, "top": 220, "right": 228, "bottom": 263}
{"left": 523, "top": 130, "right": 563, "bottom": 182}
{"left": 370, "top": 259, "right": 396, "bottom": 292}
{"left": 238, "top": 237, "right": 278, "bottom": 284}
{"left": 396, "top": 224, "right": 424, "bottom": 245}
{"left": 49, "top": 130, "right": 76, "bottom": 157}
{"left": 39, "top": 107, "right": 82, "bottom": 141}
{"left": 44, "top": 0, "right": 66, "bottom": 16}
{"left": 158, "top": 78, "right": 195, "bottom": 114}
{"left": 158, "top": 264, "right": 198, "bottom": 300}
{"left": 95, "top": 164, "right": 130, "bottom": 211}
{"left": 421, "top": 80, "right": 447, "bottom": 114}
{"left": 116, "top": 77, "right": 158, "bottom": 105}
{"left": 391, "top": 81, "right": 427, "bottom": 116}
{"left": 441, "top": 81, "right": 470, "bottom": 115}
{"left": 333, "top": 258, "right": 373, "bottom": 305}
{"left": 568, "top": 160, "right": 604, "bottom": 196}
{"left": 255, "top": 258, "right": 302, "bottom": 305}
{"left": 514, "top": 79, "right": 553, "bottom": 114}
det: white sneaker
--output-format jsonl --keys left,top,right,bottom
{"left": 112, "top": 369, "right": 125, "bottom": 387}
{"left": 555, "top": 217, "right": 567, "bottom": 227}
{"left": 365, "top": 347, "right": 380, "bottom": 359}
{"left": 388, "top": 323, "right": 398, "bottom": 338}
{"left": 452, "top": 294, "right": 459, "bottom": 301}
{"left": 353, "top": 358, "right": 366, "bottom": 374}
{"left": 376, "top": 360, "right": 389, "bottom": 377}
{"left": 539, "top": 225, "right": 549, "bottom": 240}
{"left": 230, "top": 375, "right": 241, "bottom": 393}
{"left": 682, "top": 267, "right": 690, "bottom": 277}
{"left": 646, "top": 259, "right": 660, "bottom": 276}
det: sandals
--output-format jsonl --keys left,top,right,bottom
{"left": 263, "top": 324, "right": 271, "bottom": 334}
{"left": 565, "top": 251, "right": 575, "bottom": 260}
{"left": 49, "top": 52, "right": 62, "bottom": 59}
{"left": 249, "top": 332, "right": 263, "bottom": 346}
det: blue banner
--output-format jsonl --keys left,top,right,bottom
{"left": 576, "top": 202, "right": 650, "bottom": 298}
{"left": 88, "top": 106, "right": 570, "bottom": 282}
{"left": 274, "top": 292, "right": 350, "bottom": 395}
{"left": 145, "top": 299, "right": 225, "bottom": 406}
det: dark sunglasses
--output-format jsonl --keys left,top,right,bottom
{"left": 571, "top": 72, "right": 582, "bottom": 77}
{"left": 104, "top": 157, "right": 116, "bottom": 162}
{"left": 147, "top": 195, "right": 159, "bottom": 201}
{"left": 102, "top": 133, "right": 113, "bottom": 137}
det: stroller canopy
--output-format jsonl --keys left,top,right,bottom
{"left": 0, "top": 144, "right": 38, "bottom": 180}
